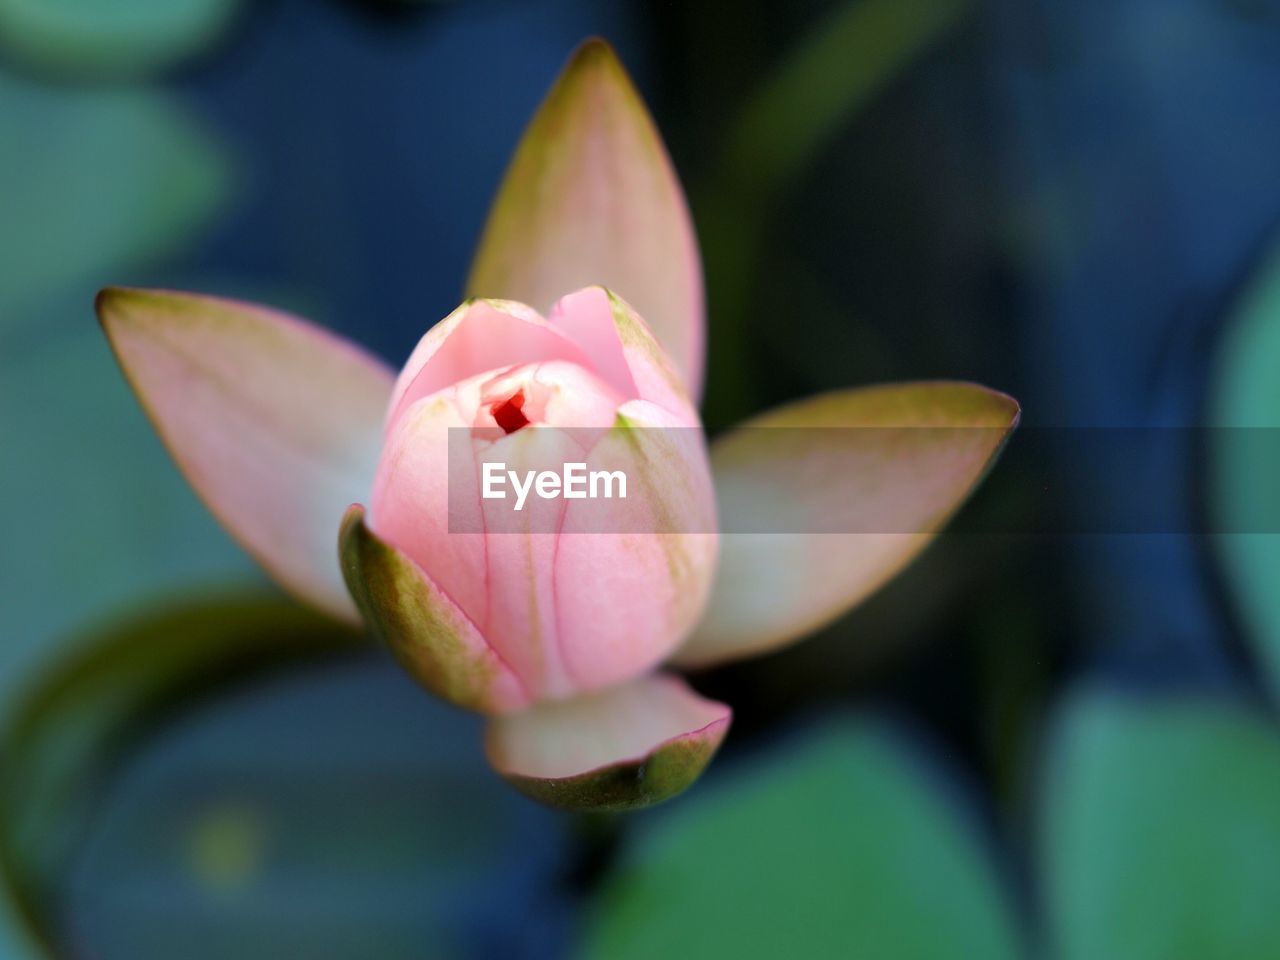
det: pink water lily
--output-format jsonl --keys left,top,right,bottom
{"left": 97, "top": 39, "right": 1018, "bottom": 811}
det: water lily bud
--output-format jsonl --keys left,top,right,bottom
{"left": 95, "top": 39, "right": 1018, "bottom": 811}
{"left": 359, "top": 287, "right": 718, "bottom": 711}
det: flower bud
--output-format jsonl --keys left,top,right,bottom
{"left": 365, "top": 287, "right": 717, "bottom": 709}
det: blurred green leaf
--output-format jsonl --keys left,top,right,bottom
{"left": 0, "top": 889, "right": 43, "bottom": 958}
{"left": 3, "top": 593, "right": 570, "bottom": 959}
{"left": 1210, "top": 237, "right": 1280, "bottom": 699}
{"left": 579, "top": 718, "right": 1023, "bottom": 960}
{"left": 0, "top": 72, "right": 235, "bottom": 329}
{"left": 723, "top": 0, "right": 970, "bottom": 201}
{"left": 0, "top": 0, "right": 242, "bottom": 79}
{"left": 0, "top": 593, "right": 367, "bottom": 956}
{"left": 1042, "top": 691, "right": 1280, "bottom": 960}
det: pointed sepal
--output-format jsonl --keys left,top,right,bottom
{"left": 338, "top": 505, "right": 530, "bottom": 714}
{"left": 97, "top": 287, "right": 394, "bottom": 622}
{"left": 675, "top": 381, "right": 1020, "bottom": 667}
{"left": 466, "top": 39, "right": 705, "bottom": 398}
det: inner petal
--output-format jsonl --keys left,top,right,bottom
{"left": 386, "top": 302, "right": 594, "bottom": 435}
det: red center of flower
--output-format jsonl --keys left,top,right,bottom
{"left": 491, "top": 390, "right": 529, "bottom": 434}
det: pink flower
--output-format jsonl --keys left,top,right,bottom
{"left": 97, "top": 39, "right": 1018, "bottom": 811}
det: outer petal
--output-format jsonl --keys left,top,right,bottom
{"left": 485, "top": 673, "right": 730, "bottom": 812}
{"left": 675, "top": 382, "right": 1020, "bottom": 667}
{"left": 97, "top": 287, "right": 393, "bottom": 622}
{"left": 552, "top": 404, "right": 719, "bottom": 693}
{"left": 339, "top": 505, "right": 529, "bottom": 713}
{"left": 466, "top": 40, "right": 705, "bottom": 399}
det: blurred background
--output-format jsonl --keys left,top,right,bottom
{"left": 3, "top": 0, "right": 1280, "bottom": 957}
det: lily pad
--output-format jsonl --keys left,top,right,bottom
{"left": 1042, "top": 691, "right": 1280, "bottom": 960}
{"left": 579, "top": 718, "right": 1022, "bottom": 959}
{"left": 1209, "top": 237, "right": 1280, "bottom": 698}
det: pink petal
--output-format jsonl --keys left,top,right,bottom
{"left": 485, "top": 672, "right": 730, "bottom": 811}
{"left": 466, "top": 40, "right": 705, "bottom": 399}
{"left": 674, "top": 382, "right": 1020, "bottom": 667}
{"left": 98, "top": 287, "right": 394, "bottom": 622}
{"left": 547, "top": 287, "right": 639, "bottom": 401}
{"left": 370, "top": 387, "right": 489, "bottom": 632}
{"left": 550, "top": 286, "right": 694, "bottom": 423}
{"left": 552, "top": 400, "right": 719, "bottom": 692}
